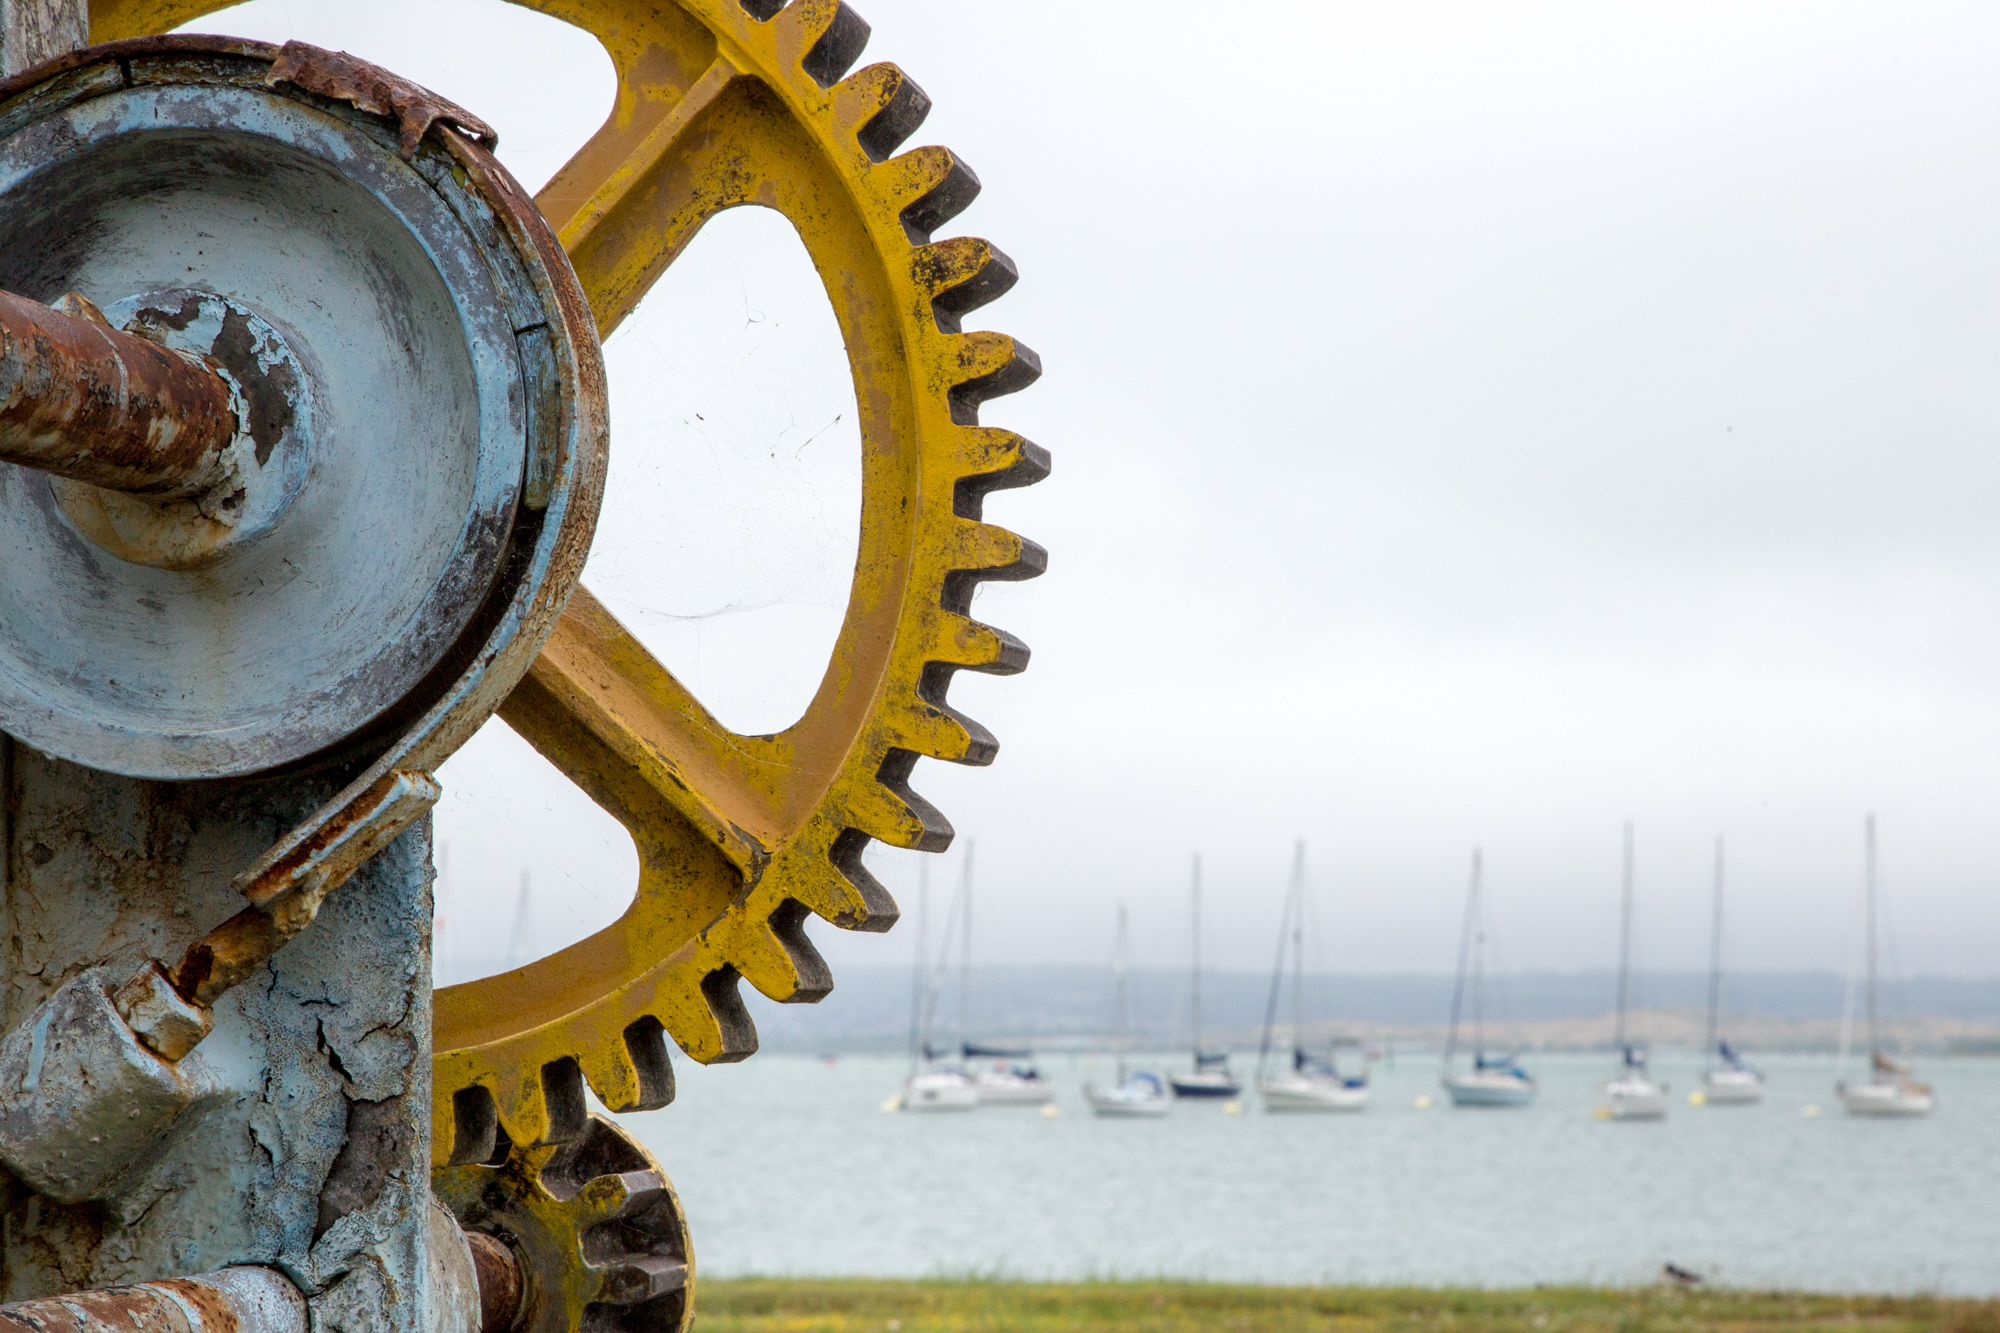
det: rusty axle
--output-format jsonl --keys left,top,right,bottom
{"left": 0, "top": 288, "right": 238, "bottom": 500}
{"left": 0, "top": 1267, "right": 306, "bottom": 1333}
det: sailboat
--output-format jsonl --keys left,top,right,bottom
{"left": 1835, "top": 816, "right": 1934, "bottom": 1117}
{"left": 1599, "top": 823, "right": 1669, "bottom": 1120}
{"left": 1441, "top": 849, "right": 1534, "bottom": 1107}
{"left": 948, "top": 844, "right": 1053, "bottom": 1106}
{"left": 1697, "top": 837, "right": 1764, "bottom": 1106}
{"left": 1256, "top": 841, "right": 1369, "bottom": 1112}
{"left": 1170, "top": 854, "right": 1241, "bottom": 1099}
{"left": 899, "top": 861, "right": 977, "bottom": 1112}
{"left": 1084, "top": 904, "right": 1172, "bottom": 1116}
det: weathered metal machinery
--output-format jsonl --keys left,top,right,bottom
{"left": 0, "top": 0, "right": 1043, "bottom": 1329}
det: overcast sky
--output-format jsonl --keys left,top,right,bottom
{"left": 192, "top": 1, "right": 2000, "bottom": 980}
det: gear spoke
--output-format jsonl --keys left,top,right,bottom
{"left": 502, "top": 585, "right": 778, "bottom": 877}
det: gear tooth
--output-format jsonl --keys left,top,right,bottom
{"left": 836, "top": 758, "right": 950, "bottom": 851}
{"left": 576, "top": 1168, "right": 666, "bottom": 1228}
{"left": 935, "top": 523, "right": 1044, "bottom": 623}
{"left": 490, "top": 1064, "right": 554, "bottom": 1150}
{"left": 729, "top": 898, "right": 834, "bottom": 1003}
{"left": 882, "top": 699, "right": 986, "bottom": 765}
{"left": 770, "top": 0, "right": 872, "bottom": 88}
{"left": 659, "top": 964, "right": 761, "bottom": 1065}
{"left": 912, "top": 237, "right": 1018, "bottom": 333}
{"left": 827, "top": 828, "right": 902, "bottom": 932}
{"left": 834, "top": 62, "right": 931, "bottom": 161}
{"left": 924, "top": 611, "right": 1030, "bottom": 676}
{"left": 595, "top": 1256, "right": 692, "bottom": 1306}
{"left": 936, "top": 517, "right": 1037, "bottom": 577}
{"left": 941, "top": 331, "right": 1040, "bottom": 425}
{"left": 785, "top": 838, "right": 885, "bottom": 929}
{"left": 614, "top": 1015, "right": 675, "bottom": 1111}
{"left": 882, "top": 144, "right": 981, "bottom": 244}
{"left": 580, "top": 1043, "right": 644, "bottom": 1117}
{"left": 950, "top": 428, "right": 1051, "bottom": 519}
{"left": 843, "top": 749, "right": 952, "bottom": 849}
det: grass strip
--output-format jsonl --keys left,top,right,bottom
{"left": 696, "top": 1278, "right": 2000, "bottom": 1333}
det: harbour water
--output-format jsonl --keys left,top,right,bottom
{"left": 623, "top": 1051, "right": 2000, "bottom": 1293}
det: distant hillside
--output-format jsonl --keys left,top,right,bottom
{"left": 700, "top": 964, "right": 2000, "bottom": 1055}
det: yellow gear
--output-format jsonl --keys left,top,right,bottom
{"left": 435, "top": 1114, "right": 695, "bottom": 1333}
{"left": 88, "top": 0, "right": 1044, "bottom": 1163}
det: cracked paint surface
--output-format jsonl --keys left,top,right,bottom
{"left": 0, "top": 742, "right": 449, "bottom": 1333}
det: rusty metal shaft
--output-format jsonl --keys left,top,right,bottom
{"left": 0, "top": 1267, "right": 306, "bottom": 1333}
{"left": 0, "top": 288, "right": 237, "bottom": 499}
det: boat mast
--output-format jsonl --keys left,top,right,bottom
{"left": 1615, "top": 822, "right": 1634, "bottom": 1058}
{"left": 908, "top": 860, "right": 929, "bottom": 1075}
{"left": 1865, "top": 813, "right": 1879, "bottom": 1061}
{"left": 1114, "top": 903, "right": 1130, "bottom": 1083}
{"left": 1471, "top": 854, "right": 1486, "bottom": 1064}
{"left": 958, "top": 841, "right": 975, "bottom": 1055}
{"left": 1256, "top": 848, "right": 1297, "bottom": 1079}
{"left": 1290, "top": 841, "right": 1306, "bottom": 1060}
{"left": 1190, "top": 854, "right": 1203, "bottom": 1060}
{"left": 1704, "top": 836, "right": 1724, "bottom": 1072}
{"left": 1444, "top": 849, "right": 1477, "bottom": 1070}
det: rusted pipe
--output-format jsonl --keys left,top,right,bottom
{"left": 464, "top": 1231, "right": 524, "bottom": 1333}
{"left": 0, "top": 288, "right": 238, "bottom": 499}
{"left": 0, "top": 1267, "right": 306, "bottom": 1333}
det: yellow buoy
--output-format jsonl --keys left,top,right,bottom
{"left": 1223, "top": 1101, "right": 1243, "bottom": 1114}
{"left": 1688, "top": 1091, "right": 1707, "bottom": 1107}
{"left": 1592, "top": 1106, "right": 1612, "bottom": 1120}
{"left": 1802, "top": 1104, "right": 1822, "bottom": 1118}
{"left": 1413, "top": 1094, "right": 1434, "bottom": 1110}
{"left": 1040, "top": 1102, "right": 1060, "bottom": 1119}
{"left": 880, "top": 1095, "right": 903, "bottom": 1113}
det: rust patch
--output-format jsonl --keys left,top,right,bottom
{"left": 210, "top": 308, "right": 295, "bottom": 467}
{"left": 151, "top": 1281, "right": 239, "bottom": 1333}
{"left": 172, "top": 907, "right": 279, "bottom": 1008}
{"left": 265, "top": 42, "right": 497, "bottom": 161}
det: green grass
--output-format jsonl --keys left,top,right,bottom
{"left": 695, "top": 1279, "right": 2000, "bottom": 1333}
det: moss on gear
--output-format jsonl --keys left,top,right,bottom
{"left": 91, "top": 0, "right": 1046, "bottom": 1162}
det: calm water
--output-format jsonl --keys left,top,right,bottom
{"left": 622, "top": 1052, "right": 2000, "bottom": 1293}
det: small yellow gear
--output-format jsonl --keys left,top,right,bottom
{"left": 435, "top": 1113, "right": 694, "bottom": 1333}
{"left": 90, "top": 0, "right": 1044, "bottom": 1162}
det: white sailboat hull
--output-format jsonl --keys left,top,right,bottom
{"left": 974, "top": 1073, "right": 1053, "bottom": 1105}
{"left": 1442, "top": 1071, "right": 1535, "bottom": 1107}
{"left": 1601, "top": 1075, "right": 1669, "bottom": 1120}
{"left": 1837, "top": 1079, "right": 1935, "bottom": 1117}
{"left": 1258, "top": 1073, "right": 1369, "bottom": 1112}
{"left": 1084, "top": 1081, "right": 1172, "bottom": 1117}
{"left": 1700, "top": 1069, "right": 1766, "bottom": 1105}
{"left": 901, "top": 1073, "right": 978, "bottom": 1112}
